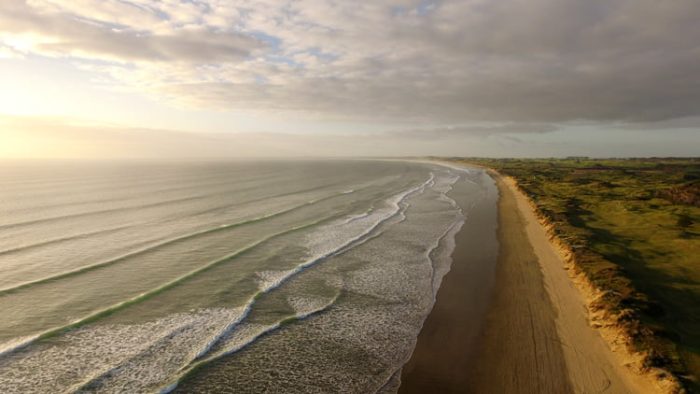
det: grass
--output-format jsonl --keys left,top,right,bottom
{"left": 448, "top": 157, "right": 700, "bottom": 390}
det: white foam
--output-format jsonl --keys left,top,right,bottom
{"left": 0, "top": 308, "right": 245, "bottom": 394}
{"left": 428, "top": 217, "right": 465, "bottom": 298}
{"left": 342, "top": 171, "right": 464, "bottom": 307}
{"left": 149, "top": 169, "right": 484, "bottom": 393}
{"left": 150, "top": 177, "right": 438, "bottom": 388}
{"left": 0, "top": 170, "right": 477, "bottom": 394}
{"left": 157, "top": 293, "right": 341, "bottom": 393}
{"left": 306, "top": 173, "right": 434, "bottom": 259}
{"left": 256, "top": 270, "right": 294, "bottom": 292}
{"left": 287, "top": 295, "right": 333, "bottom": 317}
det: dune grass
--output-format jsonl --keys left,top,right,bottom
{"left": 450, "top": 157, "right": 700, "bottom": 390}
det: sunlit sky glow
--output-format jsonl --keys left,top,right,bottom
{"left": 0, "top": 0, "right": 698, "bottom": 158}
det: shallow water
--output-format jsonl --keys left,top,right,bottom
{"left": 0, "top": 159, "right": 496, "bottom": 393}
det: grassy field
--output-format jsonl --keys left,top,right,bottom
{"left": 449, "top": 157, "right": 700, "bottom": 390}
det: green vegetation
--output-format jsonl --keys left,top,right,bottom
{"left": 454, "top": 157, "right": 700, "bottom": 390}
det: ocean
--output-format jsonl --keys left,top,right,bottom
{"left": 0, "top": 159, "right": 496, "bottom": 393}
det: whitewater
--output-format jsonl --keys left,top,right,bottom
{"left": 0, "top": 159, "right": 496, "bottom": 393}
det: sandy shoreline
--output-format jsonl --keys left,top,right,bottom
{"left": 399, "top": 168, "right": 499, "bottom": 392}
{"left": 400, "top": 166, "right": 656, "bottom": 393}
{"left": 501, "top": 174, "right": 672, "bottom": 393}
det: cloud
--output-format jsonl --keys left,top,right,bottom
{"left": 618, "top": 116, "right": 700, "bottom": 130}
{"left": 379, "top": 123, "right": 560, "bottom": 140}
{"left": 2, "top": 0, "right": 700, "bottom": 125}
{"left": 0, "top": 1, "right": 261, "bottom": 62}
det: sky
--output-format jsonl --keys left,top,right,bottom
{"left": 0, "top": 0, "right": 698, "bottom": 159}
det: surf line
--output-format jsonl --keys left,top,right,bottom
{"left": 0, "top": 223, "right": 135, "bottom": 257}
{"left": 62, "top": 175, "right": 436, "bottom": 393}
{"left": 3, "top": 175, "right": 434, "bottom": 393}
{"left": 0, "top": 188, "right": 362, "bottom": 296}
{"left": 0, "top": 178, "right": 350, "bottom": 258}
{"left": 0, "top": 176, "right": 421, "bottom": 357}
{"left": 62, "top": 178, "right": 427, "bottom": 392}
{"left": 156, "top": 292, "right": 342, "bottom": 394}
{"left": 0, "top": 170, "right": 296, "bottom": 231}
{"left": 156, "top": 175, "right": 437, "bottom": 393}
{"left": 185, "top": 173, "right": 435, "bottom": 361}
{"left": 0, "top": 214, "right": 336, "bottom": 359}
{"left": 372, "top": 186, "right": 466, "bottom": 394}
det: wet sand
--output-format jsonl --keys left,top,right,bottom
{"left": 399, "top": 169, "right": 499, "bottom": 392}
{"left": 461, "top": 173, "right": 573, "bottom": 393}
{"left": 400, "top": 168, "right": 649, "bottom": 393}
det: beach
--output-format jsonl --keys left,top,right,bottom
{"left": 399, "top": 166, "right": 499, "bottom": 392}
{"left": 0, "top": 160, "right": 668, "bottom": 393}
{"left": 401, "top": 167, "right": 655, "bottom": 393}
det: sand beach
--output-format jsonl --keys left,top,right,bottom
{"left": 400, "top": 166, "right": 657, "bottom": 393}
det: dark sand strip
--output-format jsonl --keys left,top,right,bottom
{"left": 463, "top": 174, "right": 573, "bottom": 393}
{"left": 400, "top": 171, "right": 573, "bottom": 393}
{"left": 399, "top": 170, "right": 499, "bottom": 393}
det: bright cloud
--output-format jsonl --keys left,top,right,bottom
{"left": 1, "top": 0, "right": 700, "bottom": 126}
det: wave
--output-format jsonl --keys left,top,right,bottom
{"left": 158, "top": 292, "right": 341, "bottom": 394}
{"left": 178, "top": 175, "right": 434, "bottom": 365}
{"left": 189, "top": 180, "right": 344, "bottom": 217}
{"left": 64, "top": 174, "right": 435, "bottom": 392}
{"left": 374, "top": 217, "right": 465, "bottom": 393}
{"left": 333, "top": 177, "right": 426, "bottom": 228}
{"left": 364, "top": 168, "right": 466, "bottom": 394}
{"left": 162, "top": 170, "right": 466, "bottom": 394}
{"left": 0, "top": 175, "right": 417, "bottom": 357}
{"left": 194, "top": 173, "right": 436, "bottom": 363}
{"left": 171, "top": 179, "right": 455, "bottom": 394}
{"left": 0, "top": 187, "right": 359, "bottom": 295}
{"left": 0, "top": 166, "right": 283, "bottom": 204}
{"left": 0, "top": 171, "right": 441, "bottom": 393}
{"left": 0, "top": 307, "right": 248, "bottom": 394}
{"left": 428, "top": 217, "right": 465, "bottom": 298}
{"left": 59, "top": 293, "right": 340, "bottom": 394}
{"left": 402, "top": 169, "right": 465, "bottom": 310}
{"left": 373, "top": 368, "right": 404, "bottom": 394}
{"left": 0, "top": 194, "right": 206, "bottom": 231}
{"left": 181, "top": 173, "right": 410, "bottom": 220}
{"left": 0, "top": 224, "right": 135, "bottom": 258}
{"left": 0, "top": 175, "right": 345, "bottom": 232}
{"left": 0, "top": 334, "right": 41, "bottom": 358}
{"left": 62, "top": 307, "right": 248, "bottom": 394}
{"left": 306, "top": 173, "right": 433, "bottom": 257}
{"left": 0, "top": 180, "right": 363, "bottom": 266}
{"left": 0, "top": 214, "right": 335, "bottom": 359}
{"left": 302, "top": 173, "right": 434, "bottom": 281}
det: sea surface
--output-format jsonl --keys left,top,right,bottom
{"left": 0, "top": 159, "right": 496, "bottom": 393}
